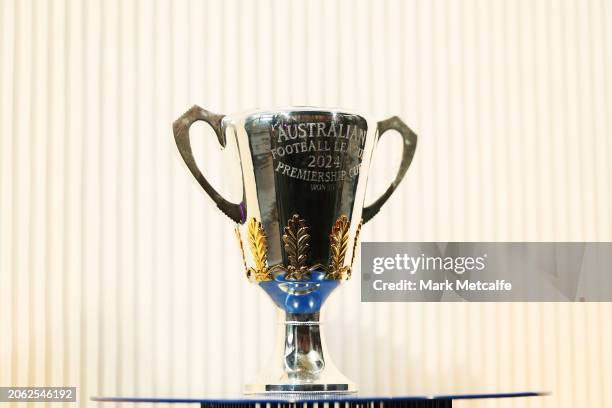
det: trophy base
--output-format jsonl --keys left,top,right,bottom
{"left": 243, "top": 382, "right": 356, "bottom": 394}
{"left": 244, "top": 310, "right": 357, "bottom": 395}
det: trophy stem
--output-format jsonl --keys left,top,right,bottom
{"left": 244, "top": 308, "right": 356, "bottom": 394}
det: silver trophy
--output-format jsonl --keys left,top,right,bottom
{"left": 173, "top": 106, "right": 417, "bottom": 394}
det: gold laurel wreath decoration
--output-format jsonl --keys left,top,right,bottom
{"left": 246, "top": 218, "right": 272, "bottom": 281}
{"left": 282, "top": 214, "right": 311, "bottom": 280}
{"left": 326, "top": 215, "right": 351, "bottom": 280}
{"left": 346, "top": 219, "right": 363, "bottom": 279}
{"left": 234, "top": 226, "right": 251, "bottom": 280}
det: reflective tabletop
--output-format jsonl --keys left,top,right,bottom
{"left": 92, "top": 391, "right": 547, "bottom": 404}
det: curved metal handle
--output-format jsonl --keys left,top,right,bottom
{"left": 173, "top": 105, "right": 245, "bottom": 223}
{"left": 362, "top": 116, "right": 417, "bottom": 224}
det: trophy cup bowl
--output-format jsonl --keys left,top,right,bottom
{"left": 173, "top": 106, "right": 417, "bottom": 394}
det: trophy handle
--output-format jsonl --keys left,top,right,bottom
{"left": 362, "top": 116, "right": 417, "bottom": 223}
{"left": 173, "top": 105, "right": 245, "bottom": 223}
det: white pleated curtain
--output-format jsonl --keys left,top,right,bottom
{"left": 1, "top": 0, "right": 611, "bottom": 407}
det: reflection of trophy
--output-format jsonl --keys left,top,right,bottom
{"left": 173, "top": 106, "right": 417, "bottom": 394}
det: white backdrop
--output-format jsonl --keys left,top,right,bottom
{"left": 1, "top": 0, "right": 611, "bottom": 407}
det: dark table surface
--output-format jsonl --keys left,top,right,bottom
{"left": 92, "top": 391, "right": 548, "bottom": 404}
